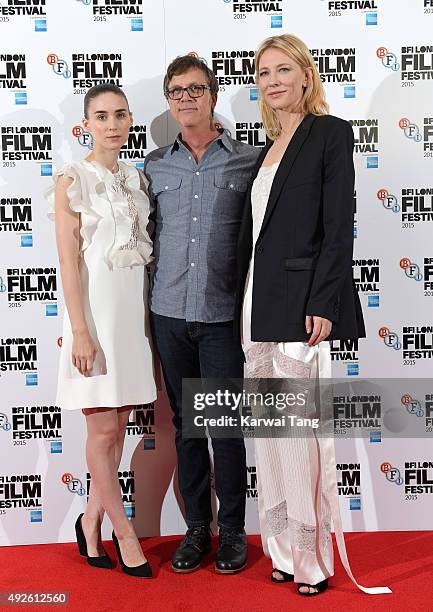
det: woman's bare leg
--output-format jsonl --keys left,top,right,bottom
{"left": 81, "top": 407, "right": 132, "bottom": 556}
{"left": 81, "top": 407, "right": 146, "bottom": 567}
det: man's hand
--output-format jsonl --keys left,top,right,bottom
{"left": 305, "top": 315, "right": 332, "bottom": 346}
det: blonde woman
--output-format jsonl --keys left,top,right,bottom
{"left": 235, "top": 34, "right": 390, "bottom": 596}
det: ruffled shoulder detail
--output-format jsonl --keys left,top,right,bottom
{"left": 45, "top": 163, "right": 80, "bottom": 220}
{"left": 44, "top": 162, "right": 100, "bottom": 253}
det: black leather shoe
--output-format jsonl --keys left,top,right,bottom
{"left": 75, "top": 513, "right": 113, "bottom": 569}
{"left": 215, "top": 528, "right": 247, "bottom": 574}
{"left": 171, "top": 526, "right": 211, "bottom": 573}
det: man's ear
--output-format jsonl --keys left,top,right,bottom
{"left": 211, "top": 92, "right": 218, "bottom": 114}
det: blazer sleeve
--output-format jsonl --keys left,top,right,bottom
{"left": 305, "top": 120, "right": 355, "bottom": 323}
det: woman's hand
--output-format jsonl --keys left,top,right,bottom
{"left": 72, "top": 330, "right": 97, "bottom": 376}
{"left": 305, "top": 316, "right": 332, "bottom": 346}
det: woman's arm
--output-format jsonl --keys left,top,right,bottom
{"left": 54, "top": 176, "right": 96, "bottom": 376}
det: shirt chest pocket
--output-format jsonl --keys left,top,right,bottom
{"left": 213, "top": 174, "right": 249, "bottom": 218}
{"left": 153, "top": 178, "right": 182, "bottom": 217}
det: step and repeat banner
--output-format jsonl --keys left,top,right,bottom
{"left": 0, "top": 0, "right": 432, "bottom": 545}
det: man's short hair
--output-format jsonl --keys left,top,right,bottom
{"left": 163, "top": 55, "right": 219, "bottom": 97}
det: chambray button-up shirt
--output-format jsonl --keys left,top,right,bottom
{"left": 145, "top": 130, "right": 259, "bottom": 322}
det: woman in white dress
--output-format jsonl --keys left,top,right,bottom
{"left": 235, "top": 35, "right": 390, "bottom": 596}
{"left": 46, "top": 84, "right": 156, "bottom": 577}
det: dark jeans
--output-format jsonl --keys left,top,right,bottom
{"left": 150, "top": 312, "right": 247, "bottom": 530}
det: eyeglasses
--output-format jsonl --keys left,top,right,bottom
{"left": 165, "top": 84, "right": 211, "bottom": 100}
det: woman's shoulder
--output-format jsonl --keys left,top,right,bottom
{"left": 52, "top": 159, "right": 92, "bottom": 183}
{"left": 48, "top": 159, "right": 101, "bottom": 208}
{"left": 313, "top": 113, "right": 350, "bottom": 128}
{"left": 45, "top": 161, "right": 88, "bottom": 220}
{"left": 58, "top": 159, "right": 123, "bottom": 193}
{"left": 312, "top": 114, "right": 352, "bottom": 136}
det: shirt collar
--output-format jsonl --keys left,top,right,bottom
{"left": 170, "top": 128, "right": 233, "bottom": 154}
{"left": 218, "top": 128, "right": 234, "bottom": 152}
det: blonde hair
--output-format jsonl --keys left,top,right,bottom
{"left": 255, "top": 34, "right": 329, "bottom": 140}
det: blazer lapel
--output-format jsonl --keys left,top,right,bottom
{"left": 257, "top": 114, "right": 317, "bottom": 241}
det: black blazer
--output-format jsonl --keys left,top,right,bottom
{"left": 234, "top": 113, "right": 365, "bottom": 343}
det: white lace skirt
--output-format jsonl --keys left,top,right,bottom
{"left": 241, "top": 257, "right": 333, "bottom": 582}
{"left": 241, "top": 260, "right": 391, "bottom": 594}
{"left": 244, "top": 337, "right": 334, "bottom": 585}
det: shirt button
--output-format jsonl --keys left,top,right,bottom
{"left": 165, "top": 186, "right": 169, "bottom": 190}
{"left": 188, "top": 156, "right": 192, "bottom": 160}
{"left": 191, "top": 238, "right": 196, "bottom": 243}
{"left": 190, "top": 262, "right": 195, "bottom": 267}
{"left": 193, "top": 216, "right": 198, "bottom": 222}
{"left": 196, "top": 171, "right": 200, "bottom": 176}
{"left": 194, "top": 194, "right": 199, "bottom": 199}
{"left": 230, "top": 184, "right": 234, "bottom": 189}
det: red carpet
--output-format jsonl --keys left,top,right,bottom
{"left": 1, "top": 532, "right": 432, "bottom": 611}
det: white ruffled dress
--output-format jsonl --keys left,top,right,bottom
{"left": 46, "top": 159, "right": 157, "bottom": 410}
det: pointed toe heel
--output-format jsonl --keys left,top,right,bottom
{"left": 75, "top": 513, "right": 113, "bottom": 570}
{"left": 112, "top": 531, "right": 152, "bottom": 578}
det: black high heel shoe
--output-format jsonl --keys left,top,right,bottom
{"left": 75, "top": 513, "right": 113, "bottom": 569}
{"left": 112, "top": 531, "right": 152, "bottom": 578}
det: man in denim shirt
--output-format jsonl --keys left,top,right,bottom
{"left": 145, "top": 55, "right": 259, "bottom": 574}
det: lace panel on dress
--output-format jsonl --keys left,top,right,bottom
{"left": 265, "top": 500, "right": 288, "bottom": 536}
{"left": 245, "top": 342, "right": 312, "bottom": 379}
{"left": 112, "top": 167, "right": 139, "bottom": 251}
{"left": 265, "top": 500, "right": 332, "bottom": 554}
{"left": 245, "top": 342, "right": 275, "bottom": 378}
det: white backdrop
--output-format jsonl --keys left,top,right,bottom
{"left": 1, "top": 0, "right": 433, "bottom": 546}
